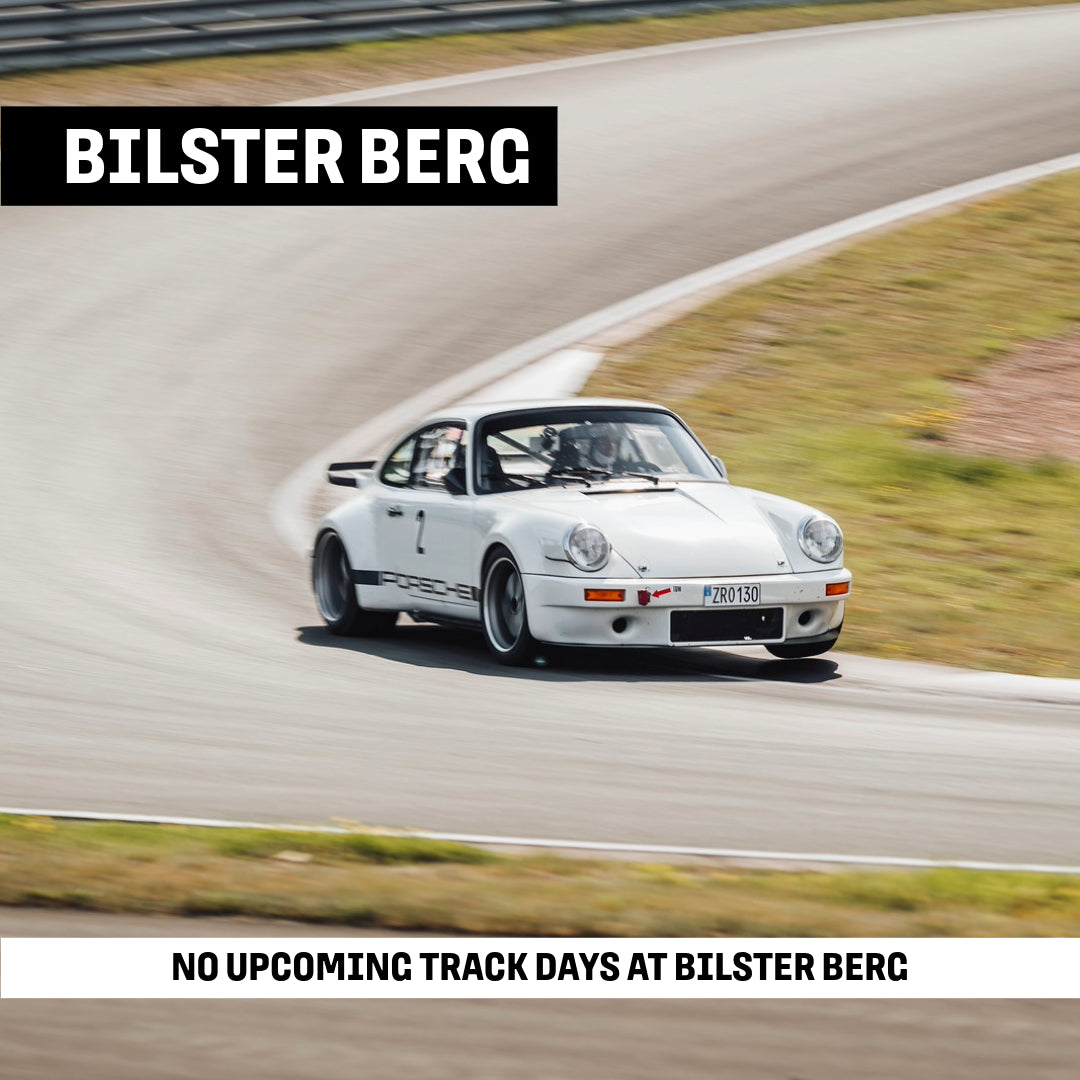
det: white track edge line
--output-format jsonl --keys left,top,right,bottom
{"left": 276, "top": 4, "right": 1080, "bottom": 106}
{"left": 269, "top": 150, "right": 1080, "bottom": 557}
{"left": 3, "top": 807, "right": 1079, "bottom": 874}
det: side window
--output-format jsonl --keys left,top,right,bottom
{"left": 380, "top": 434, "right": 418, "bottom": 488}
{"left": 410, "top": 424, "right": 468, "bottom": 491}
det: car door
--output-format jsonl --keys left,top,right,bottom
{"left": 371, "top": 428, "right": 422, "bottom": 606}
{"left": 374, "top": 422, "right": 476, "bottom": 614}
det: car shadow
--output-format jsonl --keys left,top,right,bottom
{"left": 295, "top": 623, "right": 841, "bottom": 685}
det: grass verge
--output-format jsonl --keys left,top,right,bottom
{"left": 586, "top": 169, "right": 1080, "bottom": 677}
{"left": 0, "top": 0, "right": 1072, "bottom": 109}
{"left": 2, "top": 816, "right": 1080, "bottom": 935}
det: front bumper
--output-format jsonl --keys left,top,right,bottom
{"left": 522, "top": 570, "right": 850, "bottom": 647}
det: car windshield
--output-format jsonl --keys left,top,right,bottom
{"left": 474, "top": 407, "right": 718, "bottom": 494}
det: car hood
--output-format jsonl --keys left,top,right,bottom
{"left": 524, "top": 483, "right": 791, "bottom": 577}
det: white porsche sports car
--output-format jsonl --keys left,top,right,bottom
{"left": 312, "top": 399, "right": 850, "bottom": 665}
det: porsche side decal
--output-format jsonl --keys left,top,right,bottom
{"left": 351, "top": 568, "right": 479, "bottom": 602}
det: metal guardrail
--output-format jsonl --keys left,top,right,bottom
{"left": 0, "top": 0, "right": 857, "bottom": 74}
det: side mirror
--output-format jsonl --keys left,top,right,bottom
{"left": 328, "top": 460, "right": 376, "bottom": 487}
{"left": 712, "top": 455, "right": 728, "bottom": 481}
{"left": 445, "top": 467, "right": 467, "bottom": 496}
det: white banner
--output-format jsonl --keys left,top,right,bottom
{"left": 2, "top": 938, "right": 1079, "bottom": 998}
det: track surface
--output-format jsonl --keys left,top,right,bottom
{"left": 3, "top": 8, "right": 1080, "bottom": 869}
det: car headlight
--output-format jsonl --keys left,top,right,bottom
{"left": 564, "top": 523, "right": 610, "bottom": 572}
{"left": 798, "top": 515, "right": 843, "bottom": 563}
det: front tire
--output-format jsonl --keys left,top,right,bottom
{"left": 313, "top": 530, "right": 397, "bottom": 637}
{"left": 481, "top": 549, "right": 535, "bottom": 665}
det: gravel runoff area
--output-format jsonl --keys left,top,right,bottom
{"left": 946, "top": 328, "right": 1080, "bottom": 462}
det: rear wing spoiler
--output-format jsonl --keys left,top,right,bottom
{"left": 327, "top": 460, "right": 376, "bottom": 487}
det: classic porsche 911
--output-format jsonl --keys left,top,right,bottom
{"left": 312, "top": 399, "right": 850, "bottom": 665}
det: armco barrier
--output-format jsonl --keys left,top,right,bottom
{"left": 0, "top": 0, "right": 865, "bottom": 73}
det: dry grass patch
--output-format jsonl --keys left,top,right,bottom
{"left": 2, "top": 816, "right": 1080, "bottom": 936}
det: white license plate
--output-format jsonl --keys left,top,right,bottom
{"left": 705, "top": 583, "right": 762, "bottom": 606}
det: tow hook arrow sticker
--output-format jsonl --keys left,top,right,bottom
{"left": 639, "top": 586, "right": 678, "bottom": 606}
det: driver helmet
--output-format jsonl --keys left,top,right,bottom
{"left": 589, "top": 426, "right": 619, "bottom": 469}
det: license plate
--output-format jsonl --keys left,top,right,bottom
{"left": 705, "top": 583, "right": 762, "bottom": 606}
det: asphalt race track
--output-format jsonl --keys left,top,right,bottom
{"left": 4, "top": 7, "right": 1080, "bottom": 864}
{"left": 2, "top": 9, "right": 1080, "bottom": 1073}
